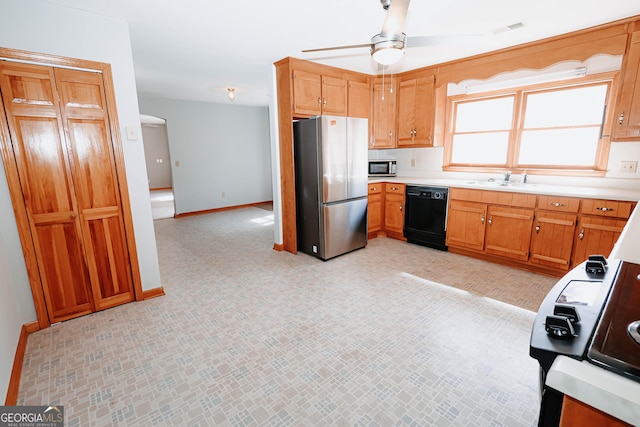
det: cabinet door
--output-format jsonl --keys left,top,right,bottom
{"left": 322, "top": 76, "right": 347, "bottom": 116}
{"left": 384, "top": 184, "right": 405, "bottom": 234}
{"left": 397, "top": 76, "right": 434, "bottom": 147}
{"left": 573, "top": 216, "right": 627, "bottom": 265}
{"left": 397, "top": 79, "right": 417, "bottom": 146}
{"left": 292, "top": 69, "right": 322, "bottom": 116}
{"left": 446, "top": 200, "right": 487, "bottom": 251}
{"left": 485, "top": 206, "right": 534, "bottom": 261}
{"left": 371, "top": 81, "right": 396, "bottom": 148}
{"left": 348, "top": 80, "right": 370, "bottom": 119}
{"left": 56, "top": 68, "right": 135, "bottom": 311}
{"left": 530, "top": 211, "right": 576, "bottom": 271}
{"left": 368, "top": 194, "right": 383, "bottom": 234}
{"left": 613, "top": 31, "right": 640, "bottom": 141}
{"left": 0, "top": 63, "right": 94, "bottom": 322}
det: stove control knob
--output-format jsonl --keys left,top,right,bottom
{"left": 554, "top": 304, "right": 580, "bottom": 324}
{"left": 545, "top": 315, "right": 576, "bottom": 339}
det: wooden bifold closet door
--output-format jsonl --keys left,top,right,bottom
{"left": 0, "top": 61, "right": 135, "bottom": 323}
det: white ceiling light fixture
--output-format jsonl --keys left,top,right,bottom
{"left": 465, "top": 67, "right": 588, "bottom": 94}
{"left": 227, "top": 87, "right": 236, "bottom": 101}
{"left": 371, "top": 33, "right": 406, "bottom": 65}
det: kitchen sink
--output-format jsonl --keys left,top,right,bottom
{"left": 465, "top": 180, "right": 538, "bottom": 188}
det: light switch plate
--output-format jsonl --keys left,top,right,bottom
{"left": 126, "top": 125, "right": 138, "bottom": 141}
{"left": 620, "top": 160, "right": 638, "bottom": 173}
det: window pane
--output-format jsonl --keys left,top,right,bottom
{"left": 519, "top": 128, "right": 600, "bottom": 166}
{"left": 451, "top": 132, "right": 509, "bottom": 164}
{"left": 455, "top": 97, "right": 515, "bottom": 132}
{"left": 524, "top": 85, "right": 607, "bottom": 128}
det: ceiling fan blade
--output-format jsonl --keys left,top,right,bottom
{"left": 302, "top": 43, "right": 372, "bottom": 53}
{"left": 406, "top": 34, "right": 485, "bottom": 48}
{"left": 380, "top": 0, "right": 409, "bottom": 36}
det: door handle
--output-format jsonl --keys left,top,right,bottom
{"left": 536, "top": 223, "right": 541, "bottom": 234}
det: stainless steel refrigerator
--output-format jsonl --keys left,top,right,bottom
{"left": 293, "top": 115, "right": 368, "bottom": 260}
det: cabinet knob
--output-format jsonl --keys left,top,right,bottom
{"left": 579, "top": 228, "right": 584, "bottom": 240}
{"left": 388, "top": 130, "right": 393, "bottom": 139}
{"left": 70, "top": 213, "right": 77, "bottom": 219}
{"left": 317, "top": 97, "right": 322, "bottom": 105}
{"left": 596, "top": 206, "right": 614, "bottom": 212}
{"left": 481, "top": 216, "right": 485, "bottom": 224}
{"left": 536, "top": 223, "right": 541, "bottom": 234}
{"left": 550, "top": 202, "right": 566, "bottom": 207}
{"left": 488, "top": 216, "right": 493, "bottom": 225}
{"left": 618, "top": 111, "right": 625, "bottom": 126}
{"left": 399, "top": 204, "right": 403, "bottom": 211}
{"left": 323, "top": 98, "right": 327, "bottom": 106}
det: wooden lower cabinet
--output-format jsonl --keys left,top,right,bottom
{"left": 446, "top": 200, "right": 487, "bottom": 251}
{"left": 560, "top": 396, "right": 632, "bottom": 427}
{"left": 367, "top": 183, "right": 383, "bottom": 236}
{"left": 484, "top": 205, "right": 534, "bottom": 261}
{"left": 530, "top": 211, "right": 577, "bottom": 271}
{"left": 446, "top": 189, "right": 633, "bottom": 276}
{"left": 573, "top": 216, "right": 628, "bottom": 265}
{"left": 384, "top": 183, "right": 405, "bottom": 236}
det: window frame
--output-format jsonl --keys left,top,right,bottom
{"left": 443, "top": 72, "right": 619, "bottom": 176}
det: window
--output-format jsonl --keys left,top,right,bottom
{"left": 445, "top": 75, "right": 615, "bottom": 174}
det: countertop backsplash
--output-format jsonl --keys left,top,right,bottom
{"left": 369, "top": 142, "right": 640, "bottom": 193}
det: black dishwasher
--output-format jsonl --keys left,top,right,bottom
{"left": 404, "top": 186, "right": 448, "bottom": 251}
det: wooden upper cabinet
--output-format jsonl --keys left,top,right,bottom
{"left": 371, "top": 79, "right": 397, "bottom": 149}
{"left": 397, "top": 74, "right": 435, "bottom": 147}
{"left": 347, "top": 79, "right": 371, "bottom": 119}
{"left": 613, "top": 31, "right": 640, "bottom": 141}
{"left": 291, "top": 69, "right": 347, "bottom": 117}
{"left": 321, "top": 75, "right": 347, "bottom": 115}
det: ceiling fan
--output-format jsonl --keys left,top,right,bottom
{"left": 302, "top": 0, "right": 494, "bottom": 66}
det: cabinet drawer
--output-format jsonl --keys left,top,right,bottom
{"left": 368, "top": 183, "right": 382, "bottom": 194}
{"left": 385, "top": 183, "right": 405, "bottom": 194}
{"left": 537, "top": 196, "right": 580, "bottom": 213}
{"left": 581, "top": 199, "right": 634, "bottom": 219}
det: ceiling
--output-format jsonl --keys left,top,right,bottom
{"left": 45, "top": 0, "right": 640, "bottom": 107}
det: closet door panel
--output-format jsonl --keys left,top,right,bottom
{"left": 56, "top": 69, "right": 134, "bottom": 309}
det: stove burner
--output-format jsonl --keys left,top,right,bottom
{"left": 629, "top": 320, "right": 640, "bottom": 346}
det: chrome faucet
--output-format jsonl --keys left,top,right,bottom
{"left": 504, "top": 171, "right": 512, "bottom": 182}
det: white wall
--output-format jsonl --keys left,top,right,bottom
{"left": 138, "top": 96, "right": 272, "bottom": 214}
{"left": 370, "top": 142, "right": 640, "bottom": 190}
{"left": 0, "top": 0, "right": 162, "bottom": 399}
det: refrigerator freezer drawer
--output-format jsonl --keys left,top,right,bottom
{"left": 321, "top": 197, "right": 368, "bottom": 260}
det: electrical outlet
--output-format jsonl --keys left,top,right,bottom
{"left": 620, "top": 160, "right": 638, "bottom": 173}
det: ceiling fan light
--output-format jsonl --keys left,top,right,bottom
{"left": 371, "top": 33, "right": 406, "bottom": 65}
{"left": 372, "top": 47, "right": 405, "bottom": 65}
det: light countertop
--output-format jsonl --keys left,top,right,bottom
{"left": 368, "top": 176, "right": 640, "bottom": 202}
{"left": 547, "top": 356, "right": 640, "bottom": 425}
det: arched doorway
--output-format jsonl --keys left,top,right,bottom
{"left": 140, "top": 114, "right": 174, "bottom": 219}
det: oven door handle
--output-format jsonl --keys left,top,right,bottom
{"left": 628, "top": 320, "right": 640, "bottom": 345}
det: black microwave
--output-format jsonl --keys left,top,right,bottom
{"left": 368, "top": 160, "right": 397, "bottom": 177}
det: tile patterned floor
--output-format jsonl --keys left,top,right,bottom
{"left": 17, "top": 206, "right": 557, "bottom": 426}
